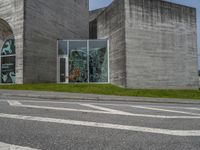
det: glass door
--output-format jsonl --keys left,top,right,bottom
{"left": 58, "top": 56, "right": 68, "bottom": 83}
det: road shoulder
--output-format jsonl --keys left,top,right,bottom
{"left": 0, "top": 89, "right": 200, "bottom": 104}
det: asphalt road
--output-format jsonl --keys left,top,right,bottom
{"left": 0, "top": 96, "right": 200, "bottom": 150}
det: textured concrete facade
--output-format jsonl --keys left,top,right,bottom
{"left": 125, "top": 0, "right": 198, "bottom": 89}
{"left": 0, "top": 0, "right": 89, "bottom": 84}
{"left": 90, "top": 0, "right": 199, "bottom": 89}
{"left": 90, "top": 0, "right": 127, "bottom": 86}
{"left": 89, "top": 8, "right": 105, "bottom": 39}
{"left": 0, "top": 0, "right": 24, "bottom": 84}
{"left": 23, "top": 0, "right": 89, "bottom": 83}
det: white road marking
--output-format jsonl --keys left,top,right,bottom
{"left": 5, "top": 99, "right": 200, "bottom": 111}
{"left": 80, "top": 103, "right": 130, "bottom": 114}
{"left": 7, "top": 99, "right": 200, "bottom": 111}
{"left": 7, "top": 101, "right": 200, "bottom": 119}
{"left": 0, "top": 113, "right": 199, "bottom": 137}
{"left": 7, "top": 100, "right": 22, "bottom": 106}
{"left": 82, "top": 103, "right": 200, "bottom": 116}
{"left": 153, "top": 106, "right": 200, "bottom": 111}
{"left": 181, "top": 107, "right": 200, "bottom": 111}
{"left": 131, "top": 105, "right": 200, "bottom": 116}
{"left": 0, "top": 141, "right": 39, "bottom": 150}
{"left": 7, "top": 101, "right": 110, "bottom": 114}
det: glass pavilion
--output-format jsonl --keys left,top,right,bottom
{"left": 57, "top": 40, "right": 109, "bottom": 83}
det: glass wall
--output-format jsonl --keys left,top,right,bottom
{"left": 1, "top": 38, "right": 16, "bottom": 83}
{"left": 69, "top": 41, "right": 88, "bottom": 83}
{"left": 89, "top": 41, "right": 108, "bottom": 82}
{"left": 57, "top": 40, "right": 109, "bottom": 83}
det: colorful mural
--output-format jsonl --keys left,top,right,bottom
{"left": 58, "top": 40, "right": 108, "bottom": 83}
{"left": 89, "top": 41, "right": 108, "bottom": 82}
{"left": 1, "top": 38, "right": 16, "bottom": 83}
{"left": 69, "top": 41, "right": 88, "bottom": 83}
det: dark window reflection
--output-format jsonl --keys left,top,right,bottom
{"left": 58, "top": 41, "right": 68, "bottom": 55}
{"left": 60, "top": 58, "right": 66, "bottom": 83}
{"left": 1, "top": 56, "right": 16, "bottom": 83}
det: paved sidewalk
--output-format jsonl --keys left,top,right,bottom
{"left": 0, "top": 89, "right": 200, "bottom": 104}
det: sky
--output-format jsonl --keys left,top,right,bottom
{"left": 89, "top": 0, "right": 200, "bottom": 68}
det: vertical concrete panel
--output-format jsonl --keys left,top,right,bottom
{"left": 92, "top": 0, "right": 127, "bottom": 87}
{"left": 24, "top": 0, "right": 89, "bottom": 83}
{"left": 75, "top": 0, "right": 89, "bottom": 10}
{"left": 89, "top": 8, "right": 106, "bottom": 39}
{"left": 125, "top": 0, "right": 198, "bottom": 89}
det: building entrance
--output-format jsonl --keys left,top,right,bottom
{"left": 58, "top": 56, "right": 69, "bottom": 83}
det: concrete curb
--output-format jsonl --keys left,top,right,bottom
{"left": 0, "top": 90, "right": 200, "bottom": 104}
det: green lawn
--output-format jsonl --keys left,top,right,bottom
{"left": 0, "top": 84, "right": 199, "bottom": 100}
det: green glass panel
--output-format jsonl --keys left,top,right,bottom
{"left": 69, "top": 41, "right": 88, "bottom": 83}
{"left": 1, "top": 39, "right": 15, "bottom": 56}
{"left": 89, "top": 40, "right": 108, "bottom": 82}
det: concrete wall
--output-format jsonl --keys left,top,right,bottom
{"left": 89, "top": 8, "right": 106, "bottom": 22}
{"left": 125, "top": 0, "right": 199, "bottom": 89}
{"left": 90, "top": 0, "right": 198, "bottom": 89}
{"left": 0, "top": 0, "right": 24, "bottom": 84}
{"left": 23, "top": 0, "right": 89, "bottom": 83}
{"left": 89, "top": 8, "right": 106, "bottom": 39}
{"left": 91, "top": 0, "right": 127, "bottom": 86}
{"left": 75, "top": 0, "right": 89, "bottom": 9}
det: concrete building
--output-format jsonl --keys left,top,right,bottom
{"left": 0, "top": 0, "right": 198, "bottom": 89}
{"left": 0, "top": 0, "right": 89, "bottom": 84}
{"left": 90, "top": 0, "right": 199, "bottom": 89}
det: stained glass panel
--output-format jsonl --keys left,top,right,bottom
{"left": 89, "top": 40, "right": 108, "bottom": 82}
{"left": 69, "top": 41, "right": 88, "bottom": 83}
{"left": 1, "top": 38, "right": 16, "bottom": 84}
{"left": 1, "top": 39, "right": 15, "bottom": 56}
{"left": 1, "top": 56, "right": 15, "bottom": 83}
{"left": 57, "top": 40, "right": 109, "bottom": 84}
